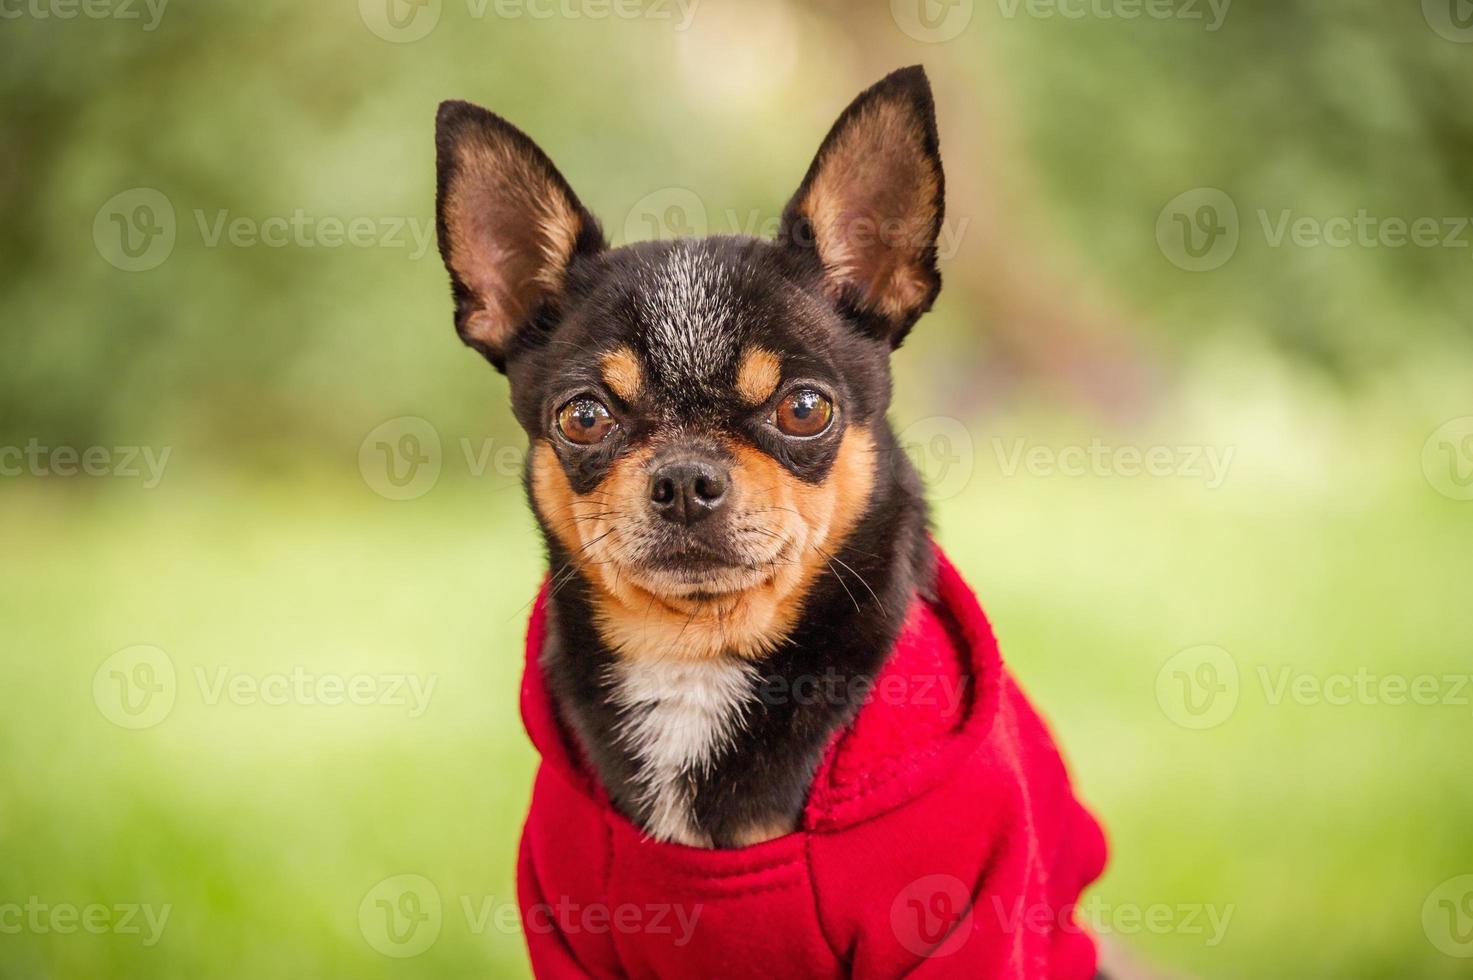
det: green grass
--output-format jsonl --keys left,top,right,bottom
{"left": 2, "top": 405, "right": 1471, "bottom": 978}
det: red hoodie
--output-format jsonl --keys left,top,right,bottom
{"left": 517, "top": 549, "right": 1108, "bottom": 978}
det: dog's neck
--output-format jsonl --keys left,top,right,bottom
{"left": 538, "top": 437, "right": 932, "bottom": 848}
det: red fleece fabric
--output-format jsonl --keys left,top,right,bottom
{"left": 517, "top": 549, "right": 1108, "bottom": 978}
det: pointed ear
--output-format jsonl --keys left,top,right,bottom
{"left": 435, "top": 100, "right": 605, "bottom": 371}
{"left": 778, "top": 66, "right": 945, "bottom": 348}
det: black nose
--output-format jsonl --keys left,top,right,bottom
{"left": 648, "top": 458, "right": 729, "bottom": 526}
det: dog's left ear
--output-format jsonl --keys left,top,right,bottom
{"left": 779, "top": 66, "right": 944, "bottom": 348}
{"left": 435, "top": 100, "right": 605, "bottom": 371}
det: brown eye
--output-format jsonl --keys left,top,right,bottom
{"left": 773, "top": 388, "right": 834, "bottom": 438}
{"left": 556, "top": 397, "right": 615, "bottom": 446}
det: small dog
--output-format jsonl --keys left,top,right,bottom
{"left": 435, "top": 67, "right": 1107, "bottom": 977}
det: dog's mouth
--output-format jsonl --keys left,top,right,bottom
{"left": 620, "top": 536, "right": 790, "bottom": 602}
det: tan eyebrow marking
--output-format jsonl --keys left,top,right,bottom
{"left": 600, "top": 346, "right": 643, "bottom": 403}
{"left": 735, "top": 348, "right": 782, "bottom": 405}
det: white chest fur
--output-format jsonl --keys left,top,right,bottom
{"left": 607, "top": 657, "right": 757, "bottom": 846}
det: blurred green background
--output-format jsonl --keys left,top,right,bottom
{"left": 3, "top": 0, "right": 1473, "bottom": 977}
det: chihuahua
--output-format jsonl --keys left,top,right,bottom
{"left": 434, "top": 66, "right": 944, "bottom": 850}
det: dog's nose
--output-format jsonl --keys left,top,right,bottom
{"left": 648, "top": 458, "right": 729, "bottom": 526}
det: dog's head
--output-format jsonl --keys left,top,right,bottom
{"left": 435, "top": 67, "right": 944, "bottom": 661}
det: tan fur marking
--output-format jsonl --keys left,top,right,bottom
{"left": 735, "top": 348, "right": 782, "bottom": 405}
{"left": 600, "top": 347, "right": 643, "bottom": 403}
{"left": 531, "top": 427, "right": 877, "bottom": 664}
{"left": 799, "top": 98, "right": 939, "bottom": 320}
{"left": 443, "top": 138, "right": 582, "bottom": 349}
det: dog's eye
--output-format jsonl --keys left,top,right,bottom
{"left": 556, "top": 397, "right": 615, "bottom": 446}
{"left": 772, "top": 389, "right": 834, "bottom": 438}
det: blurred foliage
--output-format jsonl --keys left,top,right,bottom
{"left": 2, "top": 0, "right": 1470, "bottom": 458}
{"left": 3, "top": 1, "right": 1473, "bottom": 978}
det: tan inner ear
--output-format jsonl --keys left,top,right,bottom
{"left": 800, "top": 98, "right": 939, "bottom": 321}
{"left": 443, "top": 139, "right": 583, "bottom": 350}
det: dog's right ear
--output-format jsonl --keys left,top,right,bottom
{"left": 435, "top": 101, "right": 605, "bottom": 371}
